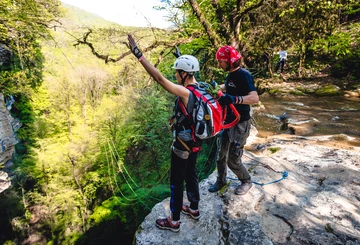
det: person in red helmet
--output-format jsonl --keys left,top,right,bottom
{"left": 209, "top": 46, "right": 259, "bottom": 195}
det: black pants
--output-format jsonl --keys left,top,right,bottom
{"left": 170, "top": 139, "right": 200, "bottom": 221}
{"left": 275, "top": 59, "right": 286, "bottom": 73}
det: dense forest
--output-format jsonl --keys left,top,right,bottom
{"left": 0, "top": 0, "right": 359, "bottom": 244}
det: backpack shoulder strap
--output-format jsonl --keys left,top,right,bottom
{"left": 177, "top": 97, "right": 189, "bottom": 119}
{"left": 178, "top": 86, "right": 196, "bottom": 119}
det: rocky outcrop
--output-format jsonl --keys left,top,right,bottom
{"left": 0, "top": 43, "right": 13, "bottom": 68}
{"left": 135, "top": 133, "right": 360, "bottom": 245}
{"left": 0, "top": 93, "right": 20, "bottom": 193}
{"left": 256, "top": 77, "right": 359, "bottom": 97}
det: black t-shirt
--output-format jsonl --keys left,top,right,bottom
{"left": 225, "top": 68, "right": 256, "bottom": 122}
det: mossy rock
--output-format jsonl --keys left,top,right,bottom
{"left": 269, "top": 147, "right": 280, "bottom": 154}
{"left": 315, "top": 85, "right": 341, "bottom": 96}
{"left": 268, "top": 89, "right": 281, "bottom": 95}
{"left": 330, "top": 134, "right": 348, "bottom": 141}
{"left": 296, "top": 85, "right": 319, "bottom": 94}
{"left": 290, "top": 89, "right": 305, "bottom": 95}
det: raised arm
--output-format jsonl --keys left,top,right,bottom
{"left": 127, "top": 34, "right": 189, "bottom": 101}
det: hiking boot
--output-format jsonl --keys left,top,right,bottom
{"left": 182, "top": 205, "right": 200, "bottom": 220}
{"left": 235, "top": 181, "right": 253, "bottom": 195}
{"left": 208, "top": 181, "right": 226, "bottom": 192}
{"left": 156, "top": 217, "right": 180, "bottom": 232}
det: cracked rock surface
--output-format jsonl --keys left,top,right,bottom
{"left": 135, "top": 133, "right": 360, "bottom": 245}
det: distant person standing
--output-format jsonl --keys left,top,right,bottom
{"left": 275, "top": 47, "right": 287, "bottom": 74}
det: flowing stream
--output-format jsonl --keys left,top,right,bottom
{"left": 252, "top": 94, "right": 360, "bottom": 142}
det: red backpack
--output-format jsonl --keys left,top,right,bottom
{"left": 178, "top": 83, "right": 240, "bottom": 141}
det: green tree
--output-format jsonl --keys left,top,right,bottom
{"left": 0, "top": 0, "right": 62, "bottom": 94}
{"left": 276, "top": 0, "right": 343, "bottom": 77}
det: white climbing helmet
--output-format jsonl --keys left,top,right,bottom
{"left": 173, "top": 55, "right": 199, "bottom": 73}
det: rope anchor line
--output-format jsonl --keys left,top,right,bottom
{"left": 251, "top": 170, "right": 288, "bottom": 186}
{"left": 226, "top": 153, "right": 289, "bottom": 186}
{"left": 227, "top": 170, "right": 288, "bottom": 186}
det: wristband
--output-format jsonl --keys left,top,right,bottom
{"left": 234, "top": 96, "right": 240, "bottom": 104}
{"left": 131, "top": 46, "right": 143, "bottom": 59}
{"left": 235, "top": 96, "right": 243, "bottom": 104}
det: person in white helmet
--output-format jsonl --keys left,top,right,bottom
{"left": 128, "top": 34, "right": 202, "bottom": 232}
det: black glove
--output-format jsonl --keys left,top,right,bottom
{"left": 173, "top": 46, "right": 181, "bottom": 58}
{"left": 128, "top": 34, "right": 143, "bottom": 60}
{"left": 218, "top": 94, "right": 237, "bottom": 106}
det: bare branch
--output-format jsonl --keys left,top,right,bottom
{"left": 73, "top": 29, "right": 194, "bottom": 64}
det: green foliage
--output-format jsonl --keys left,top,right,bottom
{"left": 329, "top": 24, "right": 360, "bottom": 79}
{"left": 82, "top": 184, "right": 170, "bottom": 245}
{"left": 10, "top": 94, "right": 37, "bottom": 157}
{"left": 125, "top": 88, "right": 173, "bottom": 177}
{"left": 315, "top": 85, "right": 341, "bottom": 96}
{"left": 0, "top": 190, "right": 25, "bottom": 244}
{"left": 4, "top": 1, "right": 360, "bottom": 245}
{"left": 0, "top": 0, "right": 62, "bottom": 94}
{"left": 196, "top": 138, "right": 218, "bottom": 181}
{"left": 310, "top": 22, "right": 360, "bottom": 79}
{"left": 269, "top": 147, "right": 280, "bottom": 154}
{"left": 89, "top": 196, "right": 127, "bottom": 225}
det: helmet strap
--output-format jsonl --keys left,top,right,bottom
{"left": 179, "top": 71, "right": 188, "bottom": 85}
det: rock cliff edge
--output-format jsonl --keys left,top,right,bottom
{"left": 135, "top": 132, "right": 360, "bottom": 245}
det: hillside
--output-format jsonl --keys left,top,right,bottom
{"left": 60, "top": 3, "right": 118, "bottom": 28}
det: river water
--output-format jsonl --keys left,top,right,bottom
{"left": 252, "top": 94, "right": 360, "bottom": 142}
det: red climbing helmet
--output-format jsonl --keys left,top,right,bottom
{"left": 216, "top": 46, "right": 242, "bottom": 66}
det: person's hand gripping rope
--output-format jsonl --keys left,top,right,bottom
{"left": 128, "top": 34, "right": 143, "bottom": 61}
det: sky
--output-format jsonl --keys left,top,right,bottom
{"left": 60, "top": 0, "right": 171, "bottom": 29}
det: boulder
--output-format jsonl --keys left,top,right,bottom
{"left": 0, "top": 93, "right": 19, "bottom": 193}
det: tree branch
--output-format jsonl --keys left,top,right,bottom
{"left": 243, "top": 0, "right": 265, "bottom": 17}
{"left": 187, "top": 0, "right": 221, "bottom": 47}
{"left": 73, "top": 29, "right": 193, "bottom": 64}
{"left": 232, "top": 0, "right": 265, "bottom": 48}
{"left": 210, "top": 0, "right": 231, "bottom": 41}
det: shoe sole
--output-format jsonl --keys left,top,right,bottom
{"left": 182, "top": 210, "right": 200, "bottom": 220}
{"left": 235, "top": 191, "right": 248, "bottom": 195}
{"left": 156, "top": 223, "right": 180, "bottom": 232}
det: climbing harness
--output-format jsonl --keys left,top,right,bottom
{"left": 177, "top": 136, "right": 202, "bottom": 153}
